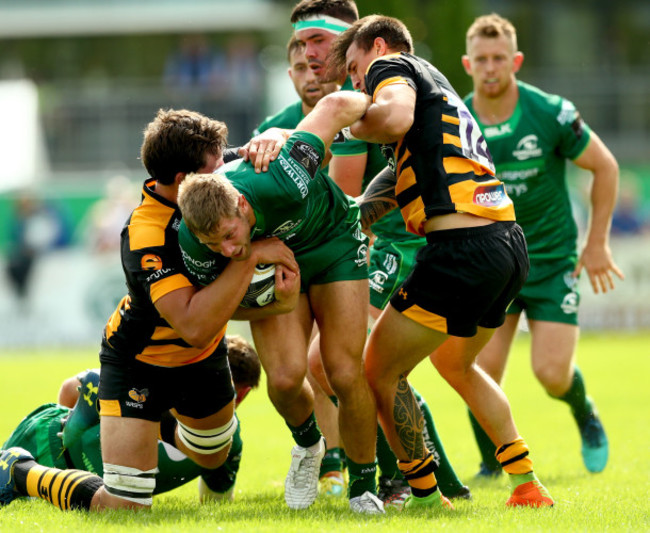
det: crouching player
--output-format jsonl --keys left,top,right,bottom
{"left": 0, "top": 335, "right": 260, "bottom": 507}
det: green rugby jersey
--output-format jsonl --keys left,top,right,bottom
{"left": 253, "top": 100, "right": 304, "bottom": 136}
{"left": 465, "top": 81, "right": 591, "bottom": 261}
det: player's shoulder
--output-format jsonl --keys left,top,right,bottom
{"left": 126, "top": 181, "right": 179, "bottom": 251}
{"left": 254, "top": 100, "right": 303, "bottom": 134}
{"left": 518, "top": 80, "right": 570, "bottom": 114}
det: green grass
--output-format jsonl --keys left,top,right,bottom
{"left": 1, "top": 330, "right": 649, "bottom": 532}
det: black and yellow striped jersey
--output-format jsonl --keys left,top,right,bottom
{"left": 100, "top": 179, "right": 225, "bottom": 368}
{"left": 364, "top": 52, "right": 515, "bottom": 236}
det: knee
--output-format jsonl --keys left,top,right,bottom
{"left": 176, "top": 416, "right": 238, "bottom": 469}
{"left": 532, "top": 360, "right": 570, "bottom": 395}
{"left": 267, "top": 367, "right": 306, "bottom": 397}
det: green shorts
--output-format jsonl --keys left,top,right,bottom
{"left": 296, "top": 203, "right": 369, "bottom": 288}
{"left": 3, "top": 403, "right": 69, "bottom": 470}
{"left": 508, "top": 256, "right": 580, "bottom": 325}
{"left": 368, "top": 236, "right": 424, "bottom": 310}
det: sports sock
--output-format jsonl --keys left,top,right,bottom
{"left": 553, "top": 366, "right": 592, "bottom": 426}
{"left": 376, "top": 425, "right": 401, "bottom": 480}
{"left": 346, "top": 458, "right": 376, "bottom": 499}
{"left": 286, "top": 412, "right": 322, "bottom": 448}
{"left": 412, "top": 387, "right": 466, "bottom": 493}
{"left": 495, "top": 436, "right": 533, "bottom": 475}
{"left": 14, "top": 460, "right": 103, "bottom": 510}
{"left": 319, "top": 447, "right": 344, "bottom": 478}
{"left": 468, "top": 409, "right": 501, "bottom": 472}
{"left": 398, "top": 451, "right": 439, "bottom": 498}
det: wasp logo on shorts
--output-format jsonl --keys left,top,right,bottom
{"left": 128, "top": 388, "right": 149, "bottom": 403}
{"left": 141, "top": 254, "right": 163, "bottom": 271}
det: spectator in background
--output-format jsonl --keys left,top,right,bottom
{"left": 163, "top": 35, "right": 228, "bottom": 92}
{"left": 83, "top": 175, "right": 139, "bottom": 254}
{"left": 223, "top": 36, "right": 263, "bottom": 101}
{"left": 611, "top": 176, "right": 645, "bottom": 236}
{"left": 5, "top": 192, "right": 70, "bottom": 304}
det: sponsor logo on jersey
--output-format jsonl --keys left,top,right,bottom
{"left": 278, "top": 155, "right": 309, "bottom": 198}
{"left": 513, "top": 135, "right": 543, "bottom": 160}
{"left": 181, "top": 249, "right": 218, "bottom": 270}
{"left": 556, "top": 100, "right": 578, "bottom": 125}
{"left": 383, "top": 253, "right": 398, "bottom": 275}
{"left": 483, "top": 123, "right": 512, "bottom": 138}
{"left": 473, "top": 183, "right": 506, "bottom": 207}
{"left": 172, "top": 217, "right": 181, "bottom": 231}
{"left": 141, "top": 254, "right": 162, "bottom": 271}
{"left": 289, "top": 140, "right": 321, "bottom": 178}
{"left": 369, "top": 270, "right": 388, "bottom": 293}
{"left": 146, "top": 267, "right": 172, "bottom": 283}
{"left": 272, "top": 219, "right": 302, "bottom": 236}
{"left": 128, "top": 388, "right": 149, "bottom": 403}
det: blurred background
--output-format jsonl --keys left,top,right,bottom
{"left": 0, "top": 0, "right": 648, "bottom": 347}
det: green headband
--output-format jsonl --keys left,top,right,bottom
{"left": 293, "top": 15, "right": 352, "bottom": 35}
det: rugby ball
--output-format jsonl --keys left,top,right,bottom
{"left": 240, "top": 263, "right": 276, "bottom": 308}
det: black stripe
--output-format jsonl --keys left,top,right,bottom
{"left": 500, "top": 451, "right": 529, "bottom": 467}
{"left": 396, "top": 184, "right": 420, "bottom": 208}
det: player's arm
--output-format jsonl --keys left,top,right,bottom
{"left": 58, "top": 376, "right": 82, "bottom": 407}
{"left": 329, "top": 152, "right": 367, "bottom": 196}
{"left": 156, "top": 238, "right": 298, "bottom": 348}
{"left": 297, "top": 92, "right": 371, "bottom": 149}
{"left": 356, "top": 166, "right": 399, "bottom": 230}
{"left": 349, "top": 84, "right": 416, "bottom": 144}
{"left": 232, "top": 263, "right": 301, "bottom": 320}
{"left": 572, "top": 131, "right": 624, "bottom": 293}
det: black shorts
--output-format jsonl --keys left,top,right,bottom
{"left": 389, "top": 221, "right": 529, "bottom": 337}
{"left": 98, "top": 336, "right": 235, "bottom": 422}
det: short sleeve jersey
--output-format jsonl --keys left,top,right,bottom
{"left": 464, "top": 81, "right": 592, "bottom": 261}
{"left": 179, "top": 130, "right": 357, "bottom": 283}
{"left": 364, "top": 53, "right": 515, "bottom": 236}
{"left": 230, "top": 131, "right": 354, "bottom": 250}
{"left": 331, "top": 77, "right": 420, "bottom": 242}
{"left": 100, "top": 179, "right": 226, "bottom": 367}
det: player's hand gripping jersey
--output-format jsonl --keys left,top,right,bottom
{"left": 364, "top": 52, "right": 515, "bottom": 235}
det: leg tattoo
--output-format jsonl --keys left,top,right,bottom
{"left": 393, "top": 376, "right": 425, "bottom": 460}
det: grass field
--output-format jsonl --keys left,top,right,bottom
{"left": 0, "top": 329, "right": 648, "bottom": 532}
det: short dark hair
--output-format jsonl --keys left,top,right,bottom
{"left": 286, "top": 35, "right": 305, "bottom": 63}
{"left": 330, "top": 15, "right": 413, "bottom": 74}
{"left": 140, "top": 108, "right": 228, "bottom": 185}
{"left": 226, "top": 335, "right": 261, "bottom": 389}
{"left": 290, "top": 0, "right": 359, "bottom": 24}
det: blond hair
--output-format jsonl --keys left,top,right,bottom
{"left": 178, "top": 173, "right": 241, "bottom": 237}
{"left": 466, "top": 13, "right": 518, "bottom": 53}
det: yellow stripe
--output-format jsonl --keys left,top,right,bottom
{"left": 372, "top": 76, "right": 410, "bottom": 103}
{"left": 442, "top": 114, "right": 460, "bottom": 125}
{"left": 135, "top": 326, "right": 227, "bottom": 367}
{"left": 150, "top": 273, "right": 193, "bottom": 303}
{"left": 443, "top": 156, "right": 493, "bottom": 176}
{"left": 99, "top": 399, "right": 122, "bottom": 417}
{"left": 443, "top": 133, "right": 462, "bottom": 148}
{"left": 26, "top": 464, "right": 52, "bottom": 499}
{"left": 401, "top": 304, "right": 448, "bottom": 333}
{"left": 128, "top": 199, "right": 174, "bottom": 250}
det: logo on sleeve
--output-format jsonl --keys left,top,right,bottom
{"left": 289, "top": 141, "right": 322, "bottom": 179}
{"left": 141, "top": 254, "right": 163, "bottom": 271}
